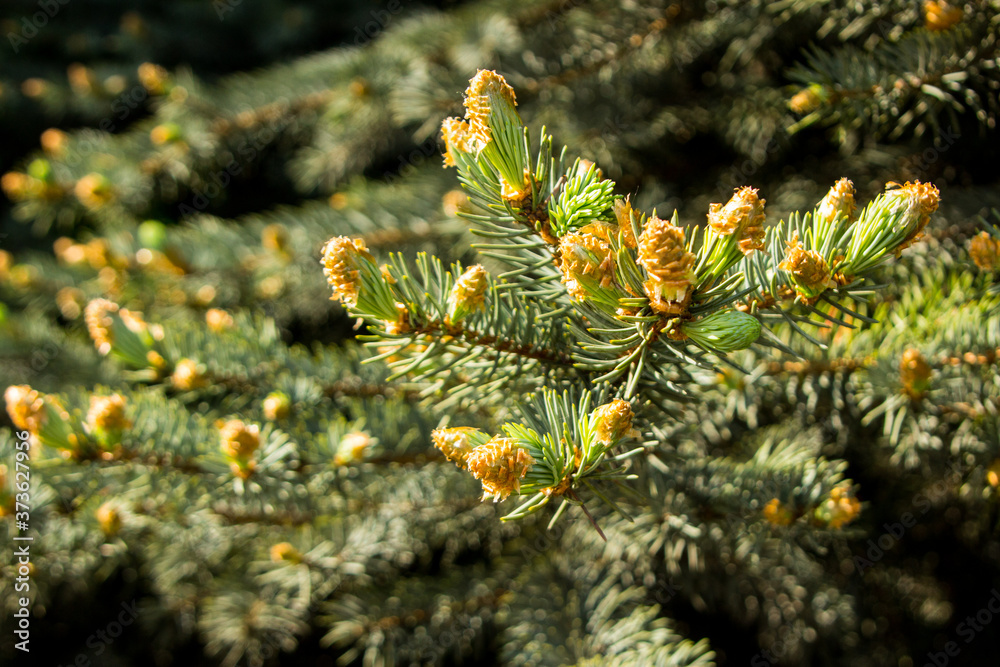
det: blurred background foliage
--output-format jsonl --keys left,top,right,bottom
{"left": 1, "top": 1, "right": 1000, "bottom": 666}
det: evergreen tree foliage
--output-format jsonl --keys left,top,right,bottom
{"left": 2, "top": 1, "right": 1000, "bottom": 666}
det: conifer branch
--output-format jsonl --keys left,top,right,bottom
{"left": 316, "top": 69, "right": 945, "bottom": 521}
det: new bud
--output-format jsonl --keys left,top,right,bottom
{"left": 84, "top": 298, "right": 163, "bottom": 369}
{"left": 446, "top": 265, "right": 489, "bottom": 325}
{"left": 815, "top": 178, "right": 857, "bottom": 227}
{"left": 150, "top": 123, "right": 182, "bottom": 145}
{"left": 320, "top": 236, "right": 404, "bottom": 323}
{"left": 591, "top": 399, "right": 634, "bottom": 446}
{"left": 219, "top": 419, "right": 261, "bottom": 461}
{"left": 320, "top": 236, "right": 374, "bottom": 309}
{"left": 681, "top": 310, "right": 761, "bottom": 353}
{"left": 87, "top": 394, "right": 130, "bottom": 448}
{"left": 40, "top": 128, "right": 68, "bottom": 157}
{"left": 707, "top": 186, "right": 766, "bottom": 255}
{"left": 171, "top": 358, "right": 207, "bottom": 390}
{"left": 138, "top": 62, "right": 170, "bottom": 94}
{"left": 970, "top": 232, "right": 1000, "bottom": 271}
{"left": 464, "top": 70, "right": 518, "bottom": 144}
{"left": 924, "top": 1, "right": 962, "bottom": 31}
{"left": 334, "top": 431, "right": 373, "bottom": 466}
{"left": 788, "top": 85, "right": 826, "bottom": 114}
{"left": 900, "top": 348, "right": 932, "bottom": 399}
{"left": 987, "top": 459, "right": 1000, "bottom": 488}
{"left": 462, "top": 70, "right": 530, "bottom": 203}
{"left": 778, "top": 233, "right": 835, "bottom": 299}
{"left": 96, "top": 503, "right": 123, "bottom": 536}
{"left": 5, "top": 385, "right": 47, "bottom": 434}
{"left": 74, "top": 173, "right": 114, "bottom": 210}
{"left": 270, "top": 542, "right": 301, "bottom": 563}
{"left": 884, "top": 180, "right": 940, "bottom": 251}
{"left": 5, "top": 385, "right": 81, "bottom": 452}
{"left": 465, "top": 436, "right": 535, "bottom": 502}
{"left": 842, "top": 180, "right": 941, "bottom": 275}
{"left": 441, "top": 117, "right": 480, "bottom": 168}
{"left": 205, "top": 308, "right": 235, "bottom": 332}
{"left": 763, "top": 498, "right": 794, "bottom": 526}
{"left": 431, "top": 427, "right": 488, "bottom": 467}
{"left": 84, "top": 298, "right": 117, "bottom": 355}
{"left": 558, "top": 224, "right": 616, "bottom": 303}
{"left": 612, "top": 197, "right": 639, "bottom": 248}
{"left": 263, "top": 391, "right": 291, "bottom": 422}
{"left": 638, "top": 215, "right": 696, "bottom": 314}
{"left": 261, "top": 223, "right": 289, "bottom": 253}
{"left": 814, "top": 486, "right": 861, "bottom": 529}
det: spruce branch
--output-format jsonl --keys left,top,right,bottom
{"left": 734, "top": 179, "right": 941, "bottom": 340}
{"left": 320, "top": 238, "right": 577, "bottom": 397}
{"left": 431, "top": 389, "right": 643, "bottom": 523}
{"left": 322, "top": 69, "right": 946, "bottom": 521}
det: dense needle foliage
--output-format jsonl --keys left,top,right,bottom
{"left": 2, "top": 2, "right": 1000, "bottom": 666}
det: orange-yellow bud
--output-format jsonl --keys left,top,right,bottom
{"left": 463, "top": 70, "right": 517, "bottom": 147}
{"left": 970, "top": 232, "right": 1000, "bottom": 272}
{"left": 4, "top": 385, "right": 78, "bottom": 451}
{"left": 442, "top": 189, "right": 471, "bottom": 216}
{"left": 150, "top": 123, "right": 181, "bottom": 145}
{"left": 778, "top": 233, "right": 834, "bottom": 300}
{"left": 40, "top": 128, "right": 68, "bottom": 156}
{"left": 320, "top": 236, "right": 373, "bottom": 309}
{"left": 987, "top": 459, "right": 1000, "bottom": 488}
{"left": 763, "top": 498, "right": 794, "bottom": 526}
{"left": 465, "top": 436, "right": 535, "bottom": 501}
{"left": 815, "top": 486, "right": 861, "bottom": 529}
{"left": 96, "top": 503, "right": 123, "bottom": 536}
{"left": 431, "top": 427, "right": 485, "bottom": 467}
{"left": 446, "top": 265, "right": 489, "bottom": 325}
{"left": 637, "top": 214, "right": 696, "bottom": 313}
{"left": 74, "top": 173, "right": 113, "bottom": 209}
{"left": 885, "top": 180, "right": 940, "bottom": 251}
{"left": 612, "top": 197, "right": 639, "bottom": 249}
{"left": 900, "top": 348, "right": 932, "bottom": 399}
{"left": 591, "top": 399, "right": 634, "bottom": 446}
{"left": 441, "top": 117, "right": 480, "bottom": 168}
{"left": 262, "top": 392, "right": 291, "bottom": 422}
{"left": 924, "top": 1, "right": 962, "bottom": 31}
{"left": 334, "top": 431, "right": 372, "bottom": 466}
{"left": 261, "top": 223, "right": 289, "bottom": 253}
{"left": 172, "top": 358, "right": 206, "bottom": 391}
{"left": 205, "top": 308, "right": 235, "bottom": 333}
{"left": 270, "top": 542, "right": 301, "bottom": 563}
{"left": 138, "top": 63, "right": 169, "bottom": 94}
{"left": 558, "top": 226, "right": 615, "bottom": 301}
{"left": 816, "top": 178, "right": 857, "bottom": 226}
{"left": 87, "top": 394, "right": 130, "bottom": 433}
{"left": 55, "top": 287, "right": 85, "bottom": 320}
{"left": 5, "top": 385, "right": 47, "bottom": 433}
{"left": 219, "top": 419, "right": 260, "bottom": 460}
{"left": 707, "top": 187, "right": 766, "bottom": 255}
{"left": 789, "top": 87, "right": 822, "bottom": 114}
